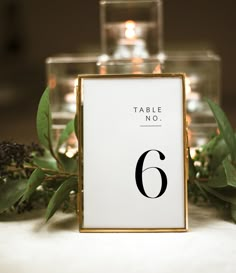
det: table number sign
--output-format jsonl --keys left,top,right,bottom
{"left": 78, "top": 74, "right": 188, "bottom": 232}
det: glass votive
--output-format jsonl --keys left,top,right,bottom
{"left": 161, "top": 50, "right": 221, "bottom": 147}
{"left": 97, "top": 57, "right": 161, "bottom": 74}
{"left": 46, "top": 54, "right": 98, "bottom": 153}
{"left": 100, "top": 0, "right": 163, "bottom": 59}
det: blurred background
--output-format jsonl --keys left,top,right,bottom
{"left": 0, "top": 0, "right": 235, "bottom": 143}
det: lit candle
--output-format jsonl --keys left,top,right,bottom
{"left": 113, "top": 20, "right": 149, "bottom": 59}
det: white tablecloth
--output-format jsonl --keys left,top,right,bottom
{"left": 0, "top": 204, "right": 235, "bottom": 273}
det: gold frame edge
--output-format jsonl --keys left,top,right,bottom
{"left": 77, "top": 73, "right": 188, "bottom": 233}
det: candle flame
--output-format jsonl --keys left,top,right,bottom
{"left": 125, "top": 20, "right": 136, "bottom": 39}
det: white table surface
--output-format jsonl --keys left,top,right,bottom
{"left": 0, "top": 204, "right": 235, "bottom": 273}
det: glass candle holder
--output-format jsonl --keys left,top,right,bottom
{"left": 100, "top": 0, "right": 163, "bottom": 59}
{"left": 161, "top": 51, "right": 221, "bottom": 147}
{"left": 97, "top": 57, "right": 161, "bottom": 74}
{"left": 46, "top": 54, "right": 98, "bottom": 154}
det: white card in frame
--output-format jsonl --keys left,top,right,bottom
{"left": 78, "top": 74, "right": 188, "bottom": 232}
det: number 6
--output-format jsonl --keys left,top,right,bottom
{"left": 135, "top": 150, "right": 167, "bottom": 199}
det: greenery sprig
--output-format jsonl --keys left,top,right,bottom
{"left": 188, "top": 99, "right": 236, "bottom": 222}
{"left": 0, "top": 87, "right": 236, "bottom": 223}
{"left": 0, "top": 87, "right": 78, "bottom": 221}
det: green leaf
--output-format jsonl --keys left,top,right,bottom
{"left": 56, "top": 119, "right": 75, "bottom": 151}
{"left": 36, "top": 87, "right": 63, "bottom": 169}
{"left": 0, "top": 179, "right": 27, "bottom": 213}
{"left": 36, "top": 87, "right": 53, "bottom": 151}
{"left": 206, "top": 157, "right": 236, "bottom": 189}
{"left": 58, "top": 153, "right": 78, "bottom": 173}
{"left": 206, "top": 165, "right": 227, "bottom": 188}
{"left": 202, "top": 134, "right": 222, "bottom": 152}
{"left": 33, "top": 157, "right": 58, "bottom": 172}
{"left": 21, "top": 169, "right": 45, "bottom": 202}
{"left": 223, "top": 159, "right": 236, "bottom": 188}
{"left": 45, "top": 177, "right": 78, "bottom": 221}
{"left": 201, "top": 184, "right": 236, "bottom": 205}
{"left": 33, "top": 149, "right": 58, "bottom": 171}
{"left": 202, "top": 135, "right": 229, "bottom": 171}
{"left": 231, "top": 204, "right": 236, "bottom": 223}
{"left": 206, "top": 99, "right": 236, "bottom": 162}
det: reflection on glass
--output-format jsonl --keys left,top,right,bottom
{"left": 46, "top": 54, "right": 98, "bottom": 153}
{"left": 100, "top": 0, "right": 163, "bottom": 59}
{"left": 161, "top": 50, "right": 221, "bottom": 147}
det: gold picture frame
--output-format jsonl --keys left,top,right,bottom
{"left": 77, "top": 73, "right": 188, "bottom": 233}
